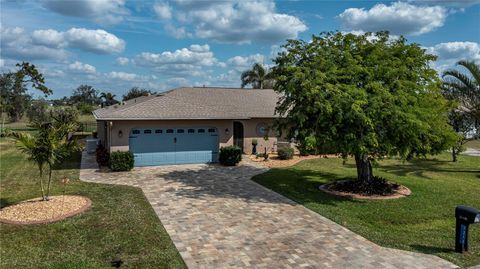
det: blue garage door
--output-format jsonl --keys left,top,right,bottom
{"left": 129, "top": 127, "right": 219, "bottom": 166}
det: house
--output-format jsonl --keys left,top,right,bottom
{"left": 93, "top": 87, "right": 285, "bottom": 166}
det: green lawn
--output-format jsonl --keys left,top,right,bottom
{"left": 253, "top": 153, "right": 480, "bottom": 268}
{"left": 0, "top": 138, "right": 186, "bottom": 269}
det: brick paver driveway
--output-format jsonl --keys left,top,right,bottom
{"left": 80, "top": 152, "right": 457, "bottom": 269}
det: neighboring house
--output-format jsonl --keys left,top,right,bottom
{"left": 93, "top": 87, "right": 285, "bottom": 166}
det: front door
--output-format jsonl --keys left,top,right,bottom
{"left": 233, "top": 121, "right": 244, "bottom": 152}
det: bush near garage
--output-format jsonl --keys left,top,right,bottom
{"left": 96, "top": 145, "right": 110, "bottom": 167}
{"left": 219, "top": 146, "right": 242, "bottom": 166}
{"left": 109, "top": 151, "right": 134, "bottom": 171}
{"left": 278, "top": 147, "right": 294, "bottom": 160}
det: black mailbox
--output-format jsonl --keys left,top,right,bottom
{"left": 455, "top": 205, "right": 480, "bottom": 253}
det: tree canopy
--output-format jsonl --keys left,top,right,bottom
{"left": 122, "top": 87, "right": 152, "bottom": 101}
{"left": 272, "top": 31, "right": 456, "bottom": 183}
{"left": 70, "top": 85, "right": 100, "bottom": 105}
{"left": 241, "top": 63, "right": 275, "bottom": 89}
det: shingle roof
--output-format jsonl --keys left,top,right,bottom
{"left": 93, "top": 87, "right": 281, "bottom": 120}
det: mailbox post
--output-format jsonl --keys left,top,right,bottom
{"left": 455, "top": 205, "right": 480, "bottom": 253}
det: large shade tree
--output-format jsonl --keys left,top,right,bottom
{"left": 122, "top": 87, "right": 152, "bottom": 101}
{"left": 241, "top": 63, "right": 275, "bottom": 89}
{"left": 273, "top": 32, "right": 456, "bottom": 184}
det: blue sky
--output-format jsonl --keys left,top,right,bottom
{"left": 1, "top": 0, "right": 479, "bottom": 99}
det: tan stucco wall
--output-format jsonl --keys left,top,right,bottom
{"left": 103, "top": 118, "right": 278, "bottom": 153}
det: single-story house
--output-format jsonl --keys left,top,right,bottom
{"left": 93, "top": 87, "right": 287, "bottom": 166}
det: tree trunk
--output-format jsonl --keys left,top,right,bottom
{"left": 39, "top": 165, "right": 46, "bottom": 201}
{"left": 46, "top": 165, "right": 53, "bottom": 201}
{"left": 355, "top": 154, "right": 374, "bottom": 183}
{"left": 452, "top": 147, "right": 458, "bottom": 162}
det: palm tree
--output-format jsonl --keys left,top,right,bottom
{"left": 241, "top": 63, "right": 275, "bottom": 89}
{"left": 100, "top": 92, "right": 118, "bottom": 106}
{"left": 10, "top": 122, "right": 77, "bottom": 200}
{"left": 443, "top": 60, "right": 480, "bottom": 123}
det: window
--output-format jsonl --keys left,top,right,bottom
{"left": 144, "top": 129, "right": 152, "bottom": 134}
{"left": 155, "top": 129, "right": 162, "bottom": 134}
{"left": 198, "top": 129, "right": 205, "bottom": 133}
{"left": 166, "top": 129, "right": 174, "bottom": 133}
{"left": 187, "top": 129, "right": 195, "bottom": 133}
{"left": 177, "top": 129, "right": 184, "bottom": 133}
{"left": 132, "top": 130, "right": 140, "bottom": 134}
{"left": 208, "top": 128, "right": 216, "bottom": 133}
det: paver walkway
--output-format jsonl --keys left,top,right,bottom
{"left": 80, "top": 152, "right": 457, "bottom": 269}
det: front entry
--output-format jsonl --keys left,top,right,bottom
{"left": 233, "top": 121, "right": 244, "bottom": 152}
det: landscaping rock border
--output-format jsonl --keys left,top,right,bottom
{"left": 0, "top": 195, "right": 92, "bottom": 225}
{"left": 319, "top": 181, "right": 411, "bottom": 200}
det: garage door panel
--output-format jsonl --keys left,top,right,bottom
{"left": 129, "top": 127, "right": 218, "bottom": 166}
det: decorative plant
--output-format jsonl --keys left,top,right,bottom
{"left": 251, "top": 139, "right": 258, "bottom": 154}
{"left": 109, "top": 151, "right": 134, "bottom": 171}
{"left": 278, "top": 147, "right": 294, "bottom": 160}
{"left": 219, "top": 146, "right": 242, "bottom": 166}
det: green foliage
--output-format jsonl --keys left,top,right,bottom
{"left": 277, "top": 147, "right": 294, "bottom": 160}
{"left": 219, "top": 146, "right": 242, "bottom": 166}
{"left": 9, "top": 121, "right": 78, "bottom": 200}
{"left": 297, "top": 135, "right": 317, "bottom": 156}
{"left": 443, "top": 60, "right": 480, "bottom": 125}
{"left": 76, "top": 102, "right": 96, "bottom": 114}
{"left": 256, "top": 152, "right": 269, "bottom": 160}
{"left": 251, "top": 138, "right": 258, "bottom": 145}
{"left": 109, "top": 151, "right": 134, "bottom": 171}
{"left": 26, "top": 99, "right": 50, "bottom": 123}
{"left": 241, "top": 63, "right": 275, "bottom": 89}
{"left": 100, "top": 92, "right": 119, "bottom": 106}
{"left": 70, "top": 85, "right": 100, "bottom": 105}
{"left": 122, "top": 87, "right": 152, "bottom": 101}
{"left": 96, "top": 145, "right": 110, "bottom": 167}
{"left": 272, "top": 31, "right": 457, "bottom": 182}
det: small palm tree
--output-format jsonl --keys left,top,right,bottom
{"left": 100, "top": 92, "right": 119, "bottom": 106}
{"left": 443, "top": 60, "right": 480, "bottom": 123}
{"left": 241, "top": 63, "right": 275, "bottom": 89}
{"left": 10, "top": 122, "right": 77, "bottom": 201}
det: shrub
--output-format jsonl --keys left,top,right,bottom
{"left": 76, "top": 103, "right": 96, "bottom": 114}
{"left": 109, "top": 151, "right": 134, "bottom": 171}
{"left": 251, "top": 138, "right": 258, "bottom": 145}
{"left": 278, "top": 147, "right": 294, "bottom": 160}
{"left": 297, "top": 135, "right": 317, "bottom": 156}
{"left": 256, "top": 152, "right": 269, "bottom": 160}
{"left": 96, "top": 145, "right": 110, "bottom": 167}
{"left": 219, "top": 146, "right": 242, "bottom": 166}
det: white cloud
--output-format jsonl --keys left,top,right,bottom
{"left": 154, "top": 2, "right": 172, "bottom": 20}
{"left": 134, "top": 44, "right": 218, "bottom": 68}
{"left": 426, "top": 41, "right": 480, "bottom": 72}
{"left": 159, "top": 0, "right": 307, "bottom": 44}
{"left": 64, "top": 28, "right": 125, "bottom": 54}
{"left": 1, "top": 26, "right": 125, "bottom": 61}
{"left": 338, "top": 2, "right": 447, "bottom": 36}
{"left": 408, "top": 0, "right": 480, "bottom": 7}
{"left": 116, "top": 57, "right": 130, "bottom": 66}
{"left": 227, "top": 54, "right": 266, "bottom": 71}
{"left": 68, "top": 61, "right": 96, "bottom": 74}
{"left": 43, "top": 0, "right": 129, "bottom": 25}
{"left": 108, "top": 71, "right": 139, "bottom": 81}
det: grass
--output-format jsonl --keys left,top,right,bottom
{"left": 0, "top": 138, "right": 186, "bottom": 269}
{"left": 1, "top": 113, "right": 96, "bottom": 133}
{"left": 252, "top": 153, "right": 480, "bottom": 268}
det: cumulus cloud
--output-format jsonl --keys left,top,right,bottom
{"left": 134, "top": 44, "right": 218, "bottom": 69}
{"left": 116, "top": 57, "right": 130, "bottom": 66}
{"left": 227, "top": 54, "right": 266, "bottom": 71}
{"left": 154, "top": 2, "right": 172, "bottom": 20}
{"left": 426, "top": 41, "right": 480, "bottom": 71}
{"left": 108, "top": 71, "right": 139, "bottom": 81}
{"left": 43, "top": 0, "right": 129, "bottom": 25}
{"left": 338, "top": 2, "right": 447, "bottom": 36}
{"left": 158, "top": 0, "right": 307, "bottom": 44}
{"left": 2, "top": 27, "right": 125, "bottom": 60}
{"left": 68, "top": 61, "right": 96, "bottom": 74}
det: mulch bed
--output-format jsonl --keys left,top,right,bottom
{"left": 319, "top": 180, "right": 411, "bottom": 200}
{"left": 0, "top": 195, "right": 91, "bottom": 225}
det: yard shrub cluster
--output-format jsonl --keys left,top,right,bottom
{"left": 278, "top": 147, "right": 294, "bottom": 160}
{"left": 297, "top": 135, "right": 317, "bottom": 156}
{"left": 219, "top": 146, "right": 242, "bottom": 166}
{"left": 109, "top": 151, "right": 135, "bottom": 171}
